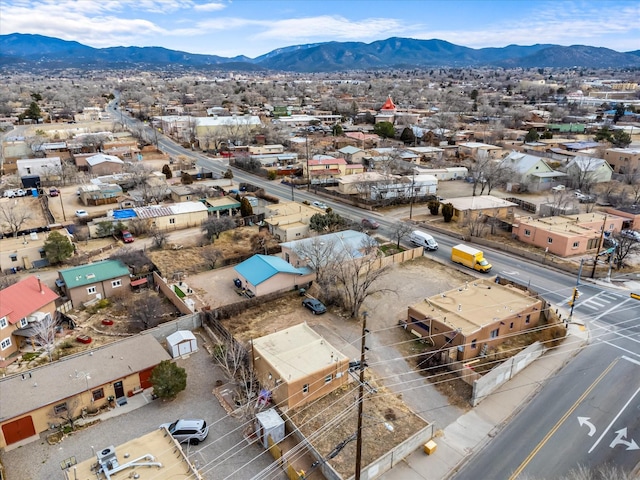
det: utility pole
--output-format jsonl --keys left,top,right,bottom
{"left": 305, "top": 133, "right": 310, "bottom": 191}
{"left": 354, "top": 311, "right": 368, "bottom": 480}
{"left": 590, "top": 214, "right": 607, "bottom": 279}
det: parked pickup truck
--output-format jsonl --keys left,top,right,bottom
{"left": 451, "top": 244, "right": 492, "bottom": 273}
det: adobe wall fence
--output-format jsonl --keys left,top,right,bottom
{"left": 153, "top": 271, "right": 195, "bottom": 315}
{"left": 470, "top": 341, "right": 545, "bottom": 407}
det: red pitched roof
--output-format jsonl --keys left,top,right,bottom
{"left": 380, "top": 96, "right": 396, "bottom": 111}
{"left": 0, "top": 276, "right": 59, "bottom": 324}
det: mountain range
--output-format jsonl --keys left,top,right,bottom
{"left": 2, "top": 33, "right": 640, "bottom": 72}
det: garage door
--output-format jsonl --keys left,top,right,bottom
{"left": 2, "top": 416, "right": 36, "bottom": 445}
{"left": 139, "top": 367, "right": 154, "bottom": 389}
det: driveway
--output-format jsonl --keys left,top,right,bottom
{"left": 0, "top": 347, "right": 285, "bottom": 480}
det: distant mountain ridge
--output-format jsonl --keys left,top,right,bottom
{"left": 2, "top": 33, "right": 639, "bottom": 72}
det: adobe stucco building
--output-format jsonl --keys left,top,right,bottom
{"left": 405, "top": 279, "right": 544, "bottom": 362}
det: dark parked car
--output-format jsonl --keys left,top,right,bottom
{"left": 302, "top": 298, "right": 327, "bottom": 315}
{"left": 361, "top": 218, "right": 380, "bottom": 229}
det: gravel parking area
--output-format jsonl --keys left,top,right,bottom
{"left": 1, "top": 346, "right": 285, "bottom": 480}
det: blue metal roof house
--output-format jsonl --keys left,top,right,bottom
{"left": 233, "top": 255, "right": 312, "bottom": 297}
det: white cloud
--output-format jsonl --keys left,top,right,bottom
{"left": 251, "top": 15, "right": 415, "bottom": 42}
{"left": 193, "top": 2, "right": 226, "bottom": 12}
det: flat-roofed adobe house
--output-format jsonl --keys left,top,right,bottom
{"left": 405, "top": 279, "right": 544, "bottom": 362}
{"left": 58, "top": 259, "right": 131, "bottom": 307}
{"left": 512, "top": 212, "right": 624, "bottom": 257}
{"left": 0, "top": 334, "right": 170, "bottom": 450}
{"left": 446, "top": 195, "right": 518, "bottom": 224}
{"left": 251, "top": 323, "right": 350, "bottom": 410}
{"left": 0, "top": 276, "right": 59, "bottom": 360}
{"left": 233, "top": 255, "right": 312, "bottom": 297}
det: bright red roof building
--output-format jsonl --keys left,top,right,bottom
{"left": 0, "top": 276, "right": 59, "bottom": 325}
{"left": 380, "top": 95, "right": 396, "bottom": 111}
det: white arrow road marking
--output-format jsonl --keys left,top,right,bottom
{"left": 609, "top": 428, "right": 640, "bottom": 450}
{"left": 589, "top": 385, "right": 640, "bottom": 453}
{"left": 578, "top": 417, "right": 596, "bottom": 436}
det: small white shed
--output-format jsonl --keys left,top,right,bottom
{"left": 166, "top": 330, "right": 198, "bottom": 358}
{"left": 255, "top": 408, "right": 285, "bottom": 449}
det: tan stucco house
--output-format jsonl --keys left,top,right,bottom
{"left": 512, "top": 213, "right": 625, "bottom": 257}
{"left": 251, "top": 323, "right": 350, "bottom": 411}
{"left": 58, "top": 259, "right": 131, "bottom": 307}
{"left": 405, "top": 279, "right": 544, "bottom": 362}
{"left": 0, "top": 334, "right": 170, "bottom": 450}
{"left": 233, "top": 254, "right": 312, "bottom": 297}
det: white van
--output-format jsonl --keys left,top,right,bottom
{"left": 409, "top": 230, "right": 438, "bottom": 251}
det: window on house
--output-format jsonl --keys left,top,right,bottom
{"left": 524, "top": 229, "right": 531, "bottom": 236}
{"left": 9, "top": 254, "right": 17, "bottom": 262}
{"left": 112, "top": 280, "right": 122, "bottom": 288}
{"left": 87, "top": 286, "right": 97, "bottom": 294}
{"left": 302, "top": 384, "right": 309, "bottom": 394}
{"left": 1, "top": 338, "right": 11, "bottom": 350}
{"left": 169, "top": 218, "right": 175, "bottom": 224}
{"left": 92, "top": 388, "right": 105, "bottom": 401}
{"left": 490, "top": 328, "right": 499, "bottom": 339}
{"left": 185, "top": 195, "right": 191, "bottom": 200}
{"left": 53, "top": 402, "right": 67, "bottom": 415}
{"left": 525, "top": 315, "right": 531, "bottom": 324}
{"left": 0, "top": 317, "right": 7, "bottom": 329}
{"left": 471, "top": 339, "right": 477, "bottom": 349}
{"left": 324, "top": 374, "right": 333, "bottom": 384}
{"left": 547, "top": 238, "right": 553, "bottom": 244}
{"left": 39, "top": 248, "right": 46, "bottom": 258}
{"left": 573, "top": 241, "right": 579, "bottom": 248}
{"left": 19, "top": 318, "right": 28, "bottom": 328}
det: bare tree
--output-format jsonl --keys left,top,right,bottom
{"left": 151, "top": 228, "right": 169, "bottom": 249}
{"left": 567, "top": 157, "right": 599, "bottom": 193}
{"left": 389, "top": 221, "right": 413, "bottom": 248}
{"left": 128, "top": 292, "right": 164, "bottom": 330}
{"left": 466, "top": 213, "right": 488, "bottom": 238}
{"left": 250, "top": 231, "right": 270, "bottom": 255}
{"left": 326, "top": 236, "right": 391, "bottom": 318}
{"left": 30, "top": 312, "right": 59, "bottom": 362}
{"left": 202, "top": 217, "right": 235, "bottom": 243}
{"left": 612, "top": 234, "right": 640, "bottom": 270}
{"left": 201, "top": 245, "right": 223, "bottom": 269}
{"left": 0, "top": 202, "right": 33, "bottom": 237}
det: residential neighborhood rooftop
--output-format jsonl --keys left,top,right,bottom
{"left": 252, "top": 322, "right": 348, "bottom": 383}
{"left": 59, "top": 259, "right": 130, "bottom": 289}
{"left": 0, "top": 276, "right": 59, "bottom": 325}
{"left": 0, "top": 335, "right": 170, "bottom": 421}
{"left": 410, "top": 279, "right": 540, "bottom": 336}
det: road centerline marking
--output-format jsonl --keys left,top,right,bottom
{"left": 508, "top": 358, "right": 619, "bottom": 480}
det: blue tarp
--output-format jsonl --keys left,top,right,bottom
{"left": 113, "top": 209, "right": 137, "bottom": 219}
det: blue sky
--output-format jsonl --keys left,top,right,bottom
{"left": 2, "top": 0, "right": 639, "bottom": 58}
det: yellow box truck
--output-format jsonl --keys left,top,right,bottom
{"left": 451, "top": 244, "right": 492, "bottom": 273}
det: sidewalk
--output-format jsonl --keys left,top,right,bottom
{"left": 381, "top": 320, "right": 589, "bottom": 480}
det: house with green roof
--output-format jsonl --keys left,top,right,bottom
{"left": 233, "top": 254, "right": 312, "bottom": 297}
{"left": 58, "top": 259, "right": 131, "bottom": 307}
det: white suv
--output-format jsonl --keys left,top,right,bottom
{"left": 160, "top": 419, "right": 209, "bottom": 445}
